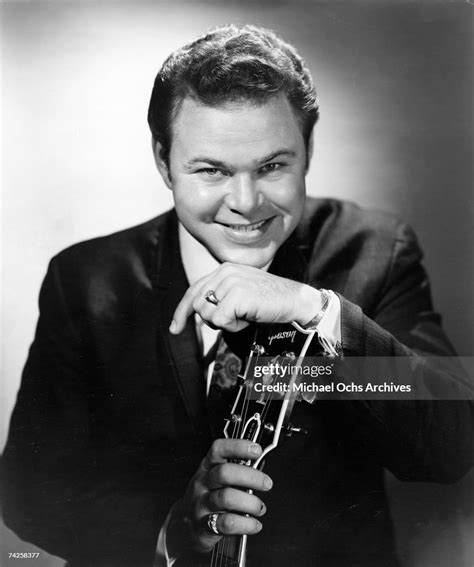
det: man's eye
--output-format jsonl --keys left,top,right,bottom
{"left": 259, "top": 163, "right": 282, "bottom": 174}
{"left": 198, "top": 168, "right": 224, "bottom": 177}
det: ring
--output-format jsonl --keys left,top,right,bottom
{"left": 207, "top": 512, "right": 220, "bottom": 535}
{"left": 204, "top": 289, "right": 219, "bottom": 306}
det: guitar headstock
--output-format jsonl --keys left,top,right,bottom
{"left": 223, "top": 322, "right": 317, "bottom": 468}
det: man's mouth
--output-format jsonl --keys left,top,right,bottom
{"left": 224, "top": 219, "right": 267, "bottom": 232}
{"left": 214, "top": 217, "right": 276, "bottom": 244}
{"left": 217, "top": 218, "right": 271, "bottom": 231}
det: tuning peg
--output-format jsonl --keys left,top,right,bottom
{"left": 286, "top": 424, "right": 309, "bottom": 437}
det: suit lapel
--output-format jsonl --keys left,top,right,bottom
{"left": 269, "top": 230, "right": 309, "bottom": 285}
{"left": 154, "top": 212, "right": 208, "bottom": 435}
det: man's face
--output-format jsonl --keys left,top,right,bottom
{"left": 157, "top": 94, "right": 308, "bottom": 268}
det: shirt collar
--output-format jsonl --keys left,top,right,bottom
{"left": 179, "top": 223, "right": 221, "bottom": 286}
{"left": 179, "top": 222, "right": 272, "bottom": 285}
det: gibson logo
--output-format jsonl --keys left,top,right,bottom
{"left": 268, "top": 330, "right": 296, "bottom": 346}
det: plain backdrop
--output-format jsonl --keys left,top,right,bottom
{"left": 1, "top": 1, "right": 473, "bottom": 566}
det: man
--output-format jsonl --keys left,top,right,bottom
{"left": 2, "top": 24, "right": 473, "bottom": 567}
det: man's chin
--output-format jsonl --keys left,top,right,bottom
{"left": 213, "top": 247, "right": 275, "bottom": 269}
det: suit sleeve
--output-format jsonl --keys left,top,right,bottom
{"left": 333, "top": 222, "right": 474, "bottom": 483}
{"left": 1, "top": 257, "right": 174, "bottom": 567}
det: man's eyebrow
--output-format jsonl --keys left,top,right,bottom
{"left": 185, "top": 149, "right": 297, "bottom": 169}
{"left": 185, "top": 157, "right": 230, "bottom": 169}
{"left": 256, "top": 149, "right": 297, "bottom": 165}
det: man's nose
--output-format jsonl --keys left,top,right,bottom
{"left": 224, "top": 174, "right": 262, "bottom": 215}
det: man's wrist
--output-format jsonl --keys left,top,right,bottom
{"left": 293, "top": 285, "right": 325, "bottom": 326}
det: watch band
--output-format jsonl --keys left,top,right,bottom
{"left": 292, "top": 288, "right": 331, "bottom": 332}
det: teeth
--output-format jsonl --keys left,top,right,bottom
{"left": 228, "top": 220, "right": 266, "bottom": 231}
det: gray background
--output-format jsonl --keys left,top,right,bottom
{"left": 1, "top": 1, "right": 473, "bottom": 566}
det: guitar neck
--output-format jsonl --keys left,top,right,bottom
{"left": 211, "top": 534, "right": 247, "bottom": 567}
{"left": 211, "top": 322, "right": 316, "bottom": 567}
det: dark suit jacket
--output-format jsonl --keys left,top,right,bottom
{"left": 2, "top": 198, "right": 473, "bottom": 567}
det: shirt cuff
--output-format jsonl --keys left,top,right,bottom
{"left": 316, "top": 290, "right": 342, "bottom": 357}
{"left": 154, "top": 506, "right": 176, "bottom": 567}
{"left": 292, "top": 289, "right": 342, "bottom": 356}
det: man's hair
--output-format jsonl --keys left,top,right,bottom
{"left": 147, "top": 24, "right": 319, "bottom": 165}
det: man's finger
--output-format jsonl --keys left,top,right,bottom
{"left": 207, "top": 487, "right": 267, "bottom": 517}
{"left": 169, "top": 285, "right": 197, "bottom": 334}
{"left": 196, "top": 512, "right": 262, "bottom": 553}
{"left": 208, "top": 512, "right": 262, "bottom": 537}
{"left": 207, "top": 463, "right": 273, "bottom": 492}
{"left": 170, "top": 264, "right": 248, "bottom": 334}
{"left": 199, "top": 439, "right": 262, "bottom": 473}
{"left": 169, "top": 270, "right": 223, "bottom": 334}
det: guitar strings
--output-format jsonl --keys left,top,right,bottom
{"left": 213, "top": 362, "right": 260, "bottom": 567}
{"left": 212, "top": 390, "right": 278, "bottom": 567}
{"left": 214, "top": 374, "right": 254, "bottom": 567}
{"left": 224, "top": 373, "right": 254, "bottom": 566}
{"left": 212, "top": 337, "right": 293, "bottom": 567}
{"left": 211, "top": 374, "right": 250, "bottom": 567}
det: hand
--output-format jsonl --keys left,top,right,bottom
{"left": 169, "top": 263, "right": 323, "bottom": 334}
{"left": 166, "top": 439, "right": 272, "bottom": 556}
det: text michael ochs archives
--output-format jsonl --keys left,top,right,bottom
{"left": 251, "top": 362, "right": 412, "bottom": 395}
{"left": 252, "top": 379, "right": 412, "bottom": 395}
{"left": 246, "top": 357, "right": 473, "bottom": 400}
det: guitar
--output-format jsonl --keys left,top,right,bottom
{"left": 209, "top": 322, "right": 318, "bottom": 567}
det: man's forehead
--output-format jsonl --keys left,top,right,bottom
{"left": 170, "top": 94, "right": 304, "bottom": 164}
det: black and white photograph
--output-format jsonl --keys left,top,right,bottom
{"left": 1, "top": 1, "right": 473, "bottom": 566}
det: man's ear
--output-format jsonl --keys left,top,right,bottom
{"left": 152, "top": 137, "right": 172, "bottom": 189}
{"left": 305, "top": 128, "right": 314, "bottom": 173}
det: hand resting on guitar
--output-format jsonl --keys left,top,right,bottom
{"left": 169, "top": 263, "right": 324, "bottom": 334}
{"left": 166, "top": 439, "right": 272, "bottom": 557}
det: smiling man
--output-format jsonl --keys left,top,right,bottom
{"left": 2, "top": 24, "right": 473, "bottom": 567}
{"left": 160, "top": 95, "right": 307, "bottom": 269}
{"left": 159, "top": 93, "right": 324, "bottom": 336}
